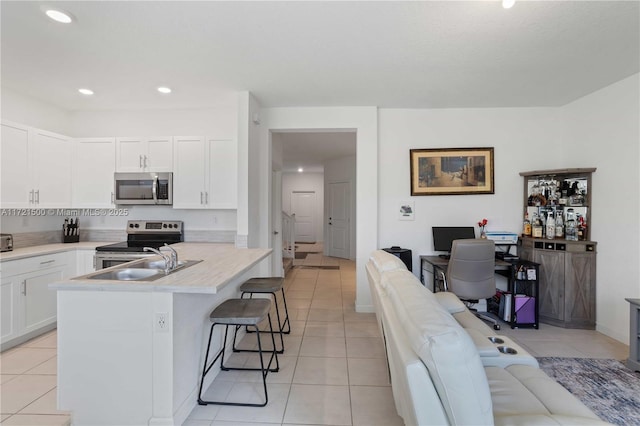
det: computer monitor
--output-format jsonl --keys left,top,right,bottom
{"left": 432, "top": 226, "right": 476, "bottom": 253}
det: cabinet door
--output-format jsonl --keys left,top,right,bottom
{"left": 564, "top": 252, "right": 596, "bottom": 326}
{"left": 534, "top": 250, "right": 565, "bottom": 321}
{"left": 23, "top": 268, "right": 63, "bottom": 333}
{"left": 33, "top": 129, "right": 72, "bottom": 207}
{"left": 76, "top": 250, "right": 96, "bottom": 276}
{"left": 116, "top": 137, "right": 145, "bottom": 172}
{"left": 172, "top": 136, "right": 207, "bottom": 209}
{"left": 74, "top": 138, "right": 116, "bottom": 207}
{"left": 1, "top": 275, "right": 20, "bottom": 343}
{"left": 208, "top": 138, "right": 237, "bottom": 209}
{"left": 146, "top": 137, "right": 173, "bottom": 171}
{"left": 1, "top": 122, "right": 32, "bottom": 207}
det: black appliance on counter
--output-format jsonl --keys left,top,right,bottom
{"left": 94, "top": 220, "right": 183, "bottom": 269}
{"left": 382, "top": 246, "right": 412, "bottom": 271}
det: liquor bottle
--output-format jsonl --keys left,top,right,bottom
{"left": 532, "top": 212, "right": 543, "bottom": 238}
{"left": 578, "top": 215, "right": 586, "bottom": 241}
{"left": 565, "top": 208, "right": 578, "bottom": 241}
{"left": 523, "top": 212, "right": 532, "bottom": 237}
{"left": 546, "top": 211, "right": 555, "bottom": 240}
{"left": 555, "top": 210, "right": 564, "bottom": 238}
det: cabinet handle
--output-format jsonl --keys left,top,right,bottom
{"left": 144, "top": 155, "right": 148, "bottom": 168}
{"left": 35, "top": 190, "right": 40, "bottom": 204}
{"left": 40, "top": 259, "right": 56, "bottom": 265}
{"left": 205, "top": 192, "right": 208, "bottom": 204}
{"left": 200, "top": 192, "right": 204, "bottom": 204}
{"left": 111, "top": 192, "right": 115, "bottom": 204}
{"left": 21, "top": 280, "right": 26, "bottom": 296}
{"left": 29, "top": 190, "right": 34, "bottom": 203}
{"left": 139, "top": 155, "right": 143, "bottom": 168}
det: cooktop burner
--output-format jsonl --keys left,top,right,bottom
{"left": 95, "top": 220, "right": 183, "bottom": 253}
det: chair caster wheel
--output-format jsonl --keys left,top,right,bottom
{"left": 493, "top": 324, "right": 501, "bottom": 330}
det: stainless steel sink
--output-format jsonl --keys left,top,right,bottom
{"left": 86, "top": 268, "right": 162, "bottom": 281}
{"left": 128, "top": 258, "right": 202, "bottom": 271}
{"left": 79, "top": 259, "right": 202, "bottom": 281}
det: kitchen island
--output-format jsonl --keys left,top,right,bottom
{"left": 50, "top": 243, "right": 272, "bottom": 426}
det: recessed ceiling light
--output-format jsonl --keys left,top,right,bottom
{"left": 78, "top": 88, "right": 94, "bottom": 96}
{"left": 157, "top": 87, "right": 172, "bottom": 94}
{"left": 45, "top": 9, "right": 74, "bottom": 23}
{"left": 502, "top": 0, "right": 516, "bottom": 9}
{"left": 298, "top": 168, "right": 304, "bottom": 173}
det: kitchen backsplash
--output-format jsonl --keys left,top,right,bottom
{"left": 7, "top": 229, "right": 235, "bottom": 249}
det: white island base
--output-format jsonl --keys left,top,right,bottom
{"left": 53, "top": 244, "right": 271, "bottom": 425}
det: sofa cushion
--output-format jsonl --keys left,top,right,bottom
{"left": 385, "top": 270, "right": 494, "bottom": 425}
{"left": 434, "top": 291, "right": 467, "bottom": 314}
{"left": 370, "top": 250, "right": 407, "bottom": 279}
{"left": 452, "top": 309, "right": 495, "bottom": 335}
{"left": 487, "top": 365, "right": 607, "bottom": 425}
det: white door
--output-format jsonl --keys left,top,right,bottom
{"left": 33, "top": 130, "right": 72, "bottom": 207}
{"left": 1, "top": 122, "right": 32, "bottom": 208}
{"left": 173, "top": 136, "right": 206, "bottom": 208}
{"left": 328, "top": 182, "right": 350, "bottom": 259}
{"left": 292, "top": 191, "right": 316, "bottom": 243}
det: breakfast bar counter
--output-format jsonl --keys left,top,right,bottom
{"left": 51, "top": 243, "right": 272, "bottom": 426}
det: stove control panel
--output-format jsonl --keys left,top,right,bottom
{"left": 126, "top": 220, "right": 183, "bottom": 233}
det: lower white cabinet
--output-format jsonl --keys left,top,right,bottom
{"left": 1, "top": 251, "right": 75, "bottom": 349}
{"left": 76, "top": 250, "right": 96, "bottom": 276}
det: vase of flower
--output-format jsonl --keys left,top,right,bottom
{"left": 478, "top": 218, "right": 488, "bottom": 239}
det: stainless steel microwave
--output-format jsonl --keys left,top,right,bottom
{"left": 113, "top": 172, "right": 173, "bottom": 205}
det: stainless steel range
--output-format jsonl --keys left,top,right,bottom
{"left": 94, "top": 220, "right": 183, "bottom": 270}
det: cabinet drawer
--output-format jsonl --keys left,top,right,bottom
{"left": 1, "top": 252, "right": 69, "bottom": 278}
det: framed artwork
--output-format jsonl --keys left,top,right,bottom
{"left": 398, "top": 201, "right": 415, "bottom": 220}
{"left": 410, "top": 147, "right": 494, "bottom": 196}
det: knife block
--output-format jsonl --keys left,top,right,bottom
{"left": 63, "top": 235, "right": 79, "bottom": 243}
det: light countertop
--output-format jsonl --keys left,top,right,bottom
{"left": 50, "top": 243, "right": 272, "bottom": 294}
{"left": 0, "top": 242, "right": 115, "bottom": 262}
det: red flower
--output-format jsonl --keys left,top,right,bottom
{"left": 477, "top": 218, "right": 488, "bottom": 227}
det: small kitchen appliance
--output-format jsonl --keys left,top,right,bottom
{"left": 0, "top": 234, "right": 13, "bottom": 252}
{"left": 94, "top": 220, "right": 183, "bottom": 269}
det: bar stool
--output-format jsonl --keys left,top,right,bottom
{"left": 197, "top": 298, "right": 279, "bottom": 407}
{"left": 239, "top": 277, "right": 290, "bottom": 354}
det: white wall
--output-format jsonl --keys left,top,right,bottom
{"left": 1, "top": 87, "right": 71, "bottom": 135}
{"left": 377, "top": 107, "right": 563, "bottom": 270}
{"left": 261, "top": 107, "right": 378, "bottom": 312}
{"left": 324, "top": 155, "right": 357, "bottom": 259}
{"left": 282, "top": 172, "right": 325, "bottom": 243}
{"left": 561, "top": 73, "right": 640, "bottom": 343}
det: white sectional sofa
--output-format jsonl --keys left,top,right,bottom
{"left": 366, "top": 250, "right": 609, "bottom": 426}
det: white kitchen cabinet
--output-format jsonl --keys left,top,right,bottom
{"left": 0, "top": 251, "right": 74, "bottom": 350}
{"left": 0, "top": 121, "right": 72, "bottom": 208}
{"left": 74, "top": 138, "right": 116, "bottom": 207}
{"left": 173, "top": 136, "right": 237, "bottom": 209}
{"left": 116, "top": 136, "right": 173, "bottom": 172}
{"left": 1, "top": 122, "right": 32, "bottom": 208}
{"left": 76, "top": 250, "right": 96, "bottom": 276}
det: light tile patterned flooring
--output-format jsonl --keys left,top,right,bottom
{"left": 0, "top": 256, "right": 630, "bottom": 425}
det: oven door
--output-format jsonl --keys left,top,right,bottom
{"left": 113, "top": 172, "right": 172, "bottom": 205}
{"left": 94, "top": 252, "right": 156, "bottom": 270}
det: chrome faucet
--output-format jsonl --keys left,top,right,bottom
{"left": 143, "top": 247, "right": 172, "bottom": 274}
{"left": 162, "top": 243, "right": 178, "bottom": 270}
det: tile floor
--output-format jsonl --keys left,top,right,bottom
{"left": 0, "top": 256, "right": 630, "bottom": 426}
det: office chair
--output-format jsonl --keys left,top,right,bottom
{"left": 440, "top": 239, "right": 501, "bottom": 330}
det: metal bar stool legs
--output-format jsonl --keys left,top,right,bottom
{"left": 239, "top": 277, "right": 290, "bottom": 354}
{"left": 197, "top": 299, "right": 279, "bottom": 407}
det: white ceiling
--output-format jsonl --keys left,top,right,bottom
{"left": 2, "top": 1, "right": 638, "bottom": 112}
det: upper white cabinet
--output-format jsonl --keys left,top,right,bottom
{"left": 116, "top": 136, "right": 173, "bottom": 172}
{"left": 173, "top": 137, "right": 237, "bottom": 209}
{"left": 73, "top": 138, "right": 116, "bottom": 208}
{"left": 0, "top": 121, "right": 72, "bottom": 208}
{"left": 1, "top": 122, "right": 32, "bottom": 208}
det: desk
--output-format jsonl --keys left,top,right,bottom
{"left": 420, "top": 255, "right": 539, "bottom": 329}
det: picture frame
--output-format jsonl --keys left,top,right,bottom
{"left": 410, "top": 147, "right": 495, "bottom": 196}
{"left": 398, "top": 201, "right": 415, "bottom": 221}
